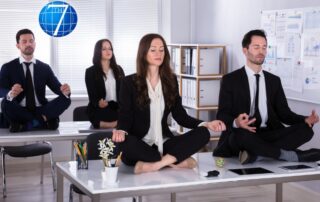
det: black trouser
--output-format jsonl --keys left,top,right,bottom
{"left": 1, "top": 95, "right": 71, "bottom": 124}
{"left": 120, "top": 126, "right": 210, "bottom": 166}
{"left": 228, "top": 123, "right": 313, "bottom": 159}
{"left": 89, "top": 106, "right": 118, "bottom": 129}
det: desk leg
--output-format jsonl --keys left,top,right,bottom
{"left": 57, "top": 171, "right": 64, "bottom": 202}
{"left": 71, "top": 140, "right": 75, "bottom": 161}
{"left": 92, "top": 194, "right": 100, "bottom": 202}
{"left": 171, "top": 192, "right": 176, "bottom": 202}
{"left": 276, "top": 183, "right": 283, "bottom": 202}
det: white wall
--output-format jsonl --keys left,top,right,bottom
{"left": 161, "top": 0, "right": 196, "bottom": 43}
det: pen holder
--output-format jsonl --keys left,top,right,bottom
{"left": 74, "top": 141, "right": 88, "bottom": 169}
{"left": 76, "top": 151, "right": 88, "bottom": 169}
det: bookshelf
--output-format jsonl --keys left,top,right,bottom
{"left": 168, "top": 44, "right": 227, "bottom": 135}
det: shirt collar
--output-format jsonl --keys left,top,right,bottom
{"left": 146, "top": 78, "right": 162, "bottom": 94}
{"left": 244, "top": 65, "right": 264, "bottom": 78}
{"left": 19, "top": 56, "right": 36, "bottom": 64}
{"left": 107, "top": 68, "right": 114, "bottom": 78}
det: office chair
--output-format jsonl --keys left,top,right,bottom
{"left": 0, "top": 112, "right": 9, "bottom": 128}
{"left": 73, "top": 106, "right": 89, "bottom": 121}
{"left": 69, "top": 132, "right": 120, "bottom": 202}
{"left": 0, "top": 141, "right": 56, "bottom": 198}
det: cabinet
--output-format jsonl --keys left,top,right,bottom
{"left": 168, "top": 44, "right": 227, "bottom": 135}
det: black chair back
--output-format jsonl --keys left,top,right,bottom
{"left": 0, "top": 112, "right": 9, "bottom": 128}
{"left": 86, "top": 132, "right": 121, "bottom": 160}
{"left": 73, "top": 106, "right": 89, "bottom": 121}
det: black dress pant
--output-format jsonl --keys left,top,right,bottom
{"left": 228, "top": 123, "right": 313, "bottom": 159}
{"left": 120, "top": 126, "right": 210, "bottom": 166}
{"left": 88, "top": 104, "right": 118, "bottom": 128}
{"left": 1, "top": 95, "right": 71, "bottom": 124}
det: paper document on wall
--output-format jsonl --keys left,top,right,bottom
{"left": 302, "top": 33, "right": 320, "bottom": 57}
{"left": 275, "top": 58, "right": 294, "bottom": 90}
{"left": 284, "top": 33, "right": 301, "bottom": 58}
{"left": 304, "top": 10, "right": 320, "bottom": 32}
{"left": 285, "top": 11, "right": 303, "bottom": 33}
{"left": 261, "top": 12, "right": 276, "bottom": 36}
{"left": 303, "top": 60, "right": 320, "bottom": 90}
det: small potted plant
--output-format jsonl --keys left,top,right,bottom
{"left": 98, "top": 138, "right": 116, "bottom": 167}
{"left": 98, "top": 138, "right": 121, "bottom": 184}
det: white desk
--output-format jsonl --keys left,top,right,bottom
{"left": 0, "top": 121, "right": 110, "bottom": 145}
{"left": 56, "top": 152, "right": 320, "bottom": 202}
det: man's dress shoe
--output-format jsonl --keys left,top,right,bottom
{"left": 296, "top": 148, "right": 320, "bottom": 162}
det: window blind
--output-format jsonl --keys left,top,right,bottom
{"left": 112, "top": 0, "right": 160, "bottom": 76}
{"left": 0, "top": 1, "right": 50, "bottom": 69}
{"left": 52, "top": 0, "right": 108, "bottom": 94}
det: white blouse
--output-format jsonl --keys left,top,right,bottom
{"left": 104, "top": 69, "right": 117, "bottom": 101}
{"left": 143, "top": 79, "right": 165, "bottom": 154}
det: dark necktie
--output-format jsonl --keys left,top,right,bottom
{"left": 253, "top": 74, "right": 262, "bottom": 128}
{"left": 24, "top": 62, "right": 36, "bottom": 112}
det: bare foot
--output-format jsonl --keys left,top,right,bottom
{"left": 134, "top": 161, "right": 159, "bottom": 174}
{"left": 169, "top": 157, "right": 197, "bottom": 169}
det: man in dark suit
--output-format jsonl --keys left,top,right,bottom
{"left": 213, "top": 29, "right": 320, "bottom": 164}
{"left": 0, "top": 29, "right": 71, "bottom": 132}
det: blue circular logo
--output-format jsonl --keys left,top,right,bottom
{"left": 39, "top": 1, "right": 77, "bottom": 37}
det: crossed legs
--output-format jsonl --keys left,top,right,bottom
{"left": 229, "top": 123, "right": 314, "bottom": 159}
{"left": 120, "top": 127, "right": 210, "bottom": 174}
{"left": 1, "top": 95, "right": 70, "bottom": 131}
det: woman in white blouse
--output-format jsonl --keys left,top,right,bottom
{"left": 112, "top": 34, "right": 226, "bottom": 174}
{"left": 85, "top": 39, "right": 124, "bottom": 129}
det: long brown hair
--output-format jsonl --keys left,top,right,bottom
{"left": 92, "top": 39, "right": 124, "bottom": 80}
{"left": 135, "top": 33, "right": 177, "bottom": 108}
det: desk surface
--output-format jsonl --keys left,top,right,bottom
{"left": 56, "top": 152, "right": 320, "bottom": 201}
{"left": 0, "top": 121, "right": 110, "bottom": 144}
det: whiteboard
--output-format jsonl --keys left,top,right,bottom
{"left": 261, "top": 7, "right": 320, "bottom": 104}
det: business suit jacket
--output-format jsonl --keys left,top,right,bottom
{"left": 117, "top": 74, "right": 202, "bottom": 139}
{"left": 85, "top": 65, "right": 124, "bottom": 119}
{"left": 0, "top": 58, "right": 63, "bottom": 105}
{"left": 213, "top": 67, "right": 305, "bottom": 157}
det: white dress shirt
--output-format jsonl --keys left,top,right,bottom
{"left": 143, "top": 79, "right": 165, "bottom": 154}
{"left": 104, "top": 69, "right": 117, "bottom": 101}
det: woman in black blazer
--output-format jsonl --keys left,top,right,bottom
{"left": 85, "top": 39, "right": 124, "bottom": 128}
{"left": 112, "top": 33, "right": 226, "bottom": 174}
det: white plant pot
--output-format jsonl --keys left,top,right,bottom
{"left": 101, "top": 166, "right": 119, "bottom": 185}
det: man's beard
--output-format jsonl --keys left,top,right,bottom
{"left": 22, "top": 47, "right": 34, "bottom": 56}
{"left": 253, "top": 59, "right": 265, "bottom": 65}
{"left": 250, "top": 56, "right": 265, "bottom": 65}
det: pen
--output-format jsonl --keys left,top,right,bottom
{"left": 115, "top": 152, "right": 122, "bottom": 167}
{"left": 78, "top": 142, "right": 83, "bottom": 155}
{"left": 74, "top": 142, "right": 86, "bottom": 165}
{"left": 83, "top": 142, "right": 87, "bottom": 160}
